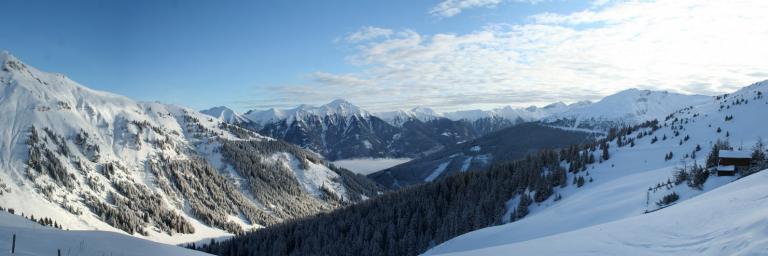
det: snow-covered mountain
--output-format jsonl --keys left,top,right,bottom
{"left": 219, "top": 89, "right": 706, "bottom": 163}
{"left": 379, "top": 90, "right": 708, "bottom": 134}
{"left": 244, "top": 99, "right": 371, "bottom": 127}
{"left": 0, "top": 51, "right": 381, "bottom": 245}
{"left": 544, "top": 89, "right": 710, "bottom": 130}
{"left": 426, "top": 81, "right": 768, "bottom": 255}
{"left": 246, "top": 100, "right": 404, "bottom": 160}
{"left": 200, "top": 106, "right": 250, "bottom": 125}
{"left": 442, "top": 101, "right": 578, "bottom": 123}
{"left": 235, "top": 100, "right": 487, "bottom": 160}
{"left": 377, "top": 107, "right": 443, "bottom": 127}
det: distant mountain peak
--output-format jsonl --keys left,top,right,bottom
{"left": 243, "top": 99, "right": 370, "bottom": 125}
{"left": 0, "top": 50, "right": 11, "bottom": 62}
{"left": 1, "top": 51, "right": 27, "bottom": 73}
{"left": 201, "top": 106, "right": 250, "bottom": 124}
{"left": 326, "top": 98, "right": 354, "bottom": 107}
{"left": 204, "top": 105, "right": 234, "bottom": 113}
{"left": 544, "top": 88, "right": 710, "bottom": 129}
{"left": 318, "top": 99, "right": 368, "bottom": 117}
{"left": 543, "top": 101, "right": 567, "bottom": 109}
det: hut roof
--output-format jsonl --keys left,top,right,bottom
{"left": 719, "top": 150, "right": 751, "bottom": 159}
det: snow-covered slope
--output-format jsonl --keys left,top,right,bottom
{"left": 427, "top": 81, "right": 768, "bottom": 255}
{"left": 430, "top": 169, "right": 768, "bottom": 256}
{"left": 200, "top": 106, "right": 250, "bottom": 125}
{"left": 545, "top": 89, "right": 710, "bottom": 130}
{"left": 0, "top": 211, "right": 210, "bottom": 256}
{"left": 0, "top": 51, "right": 381, "bottom": 245}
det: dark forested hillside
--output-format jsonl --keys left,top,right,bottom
{"left": 194, "top": 121, "right": 658, "bottom": 256}
{"left": 369, "top": 122, "right": 596, "bottom": 188}
{"left": 194, "top": 149, "right": 574, "bottom": 255}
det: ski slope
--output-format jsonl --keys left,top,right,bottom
{"left": 0, "top": 211, "right": 211, "bottom": 256}
{"left": 429, "top": 169, "right": 768, "bottom": 256}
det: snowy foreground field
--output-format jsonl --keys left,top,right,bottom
{"left": 428, "top": 169, "right": 768, "bottom": 255}
{"left": 0, "top": 211, "right": 210, "bottom": 256}
{"left": 332, "top": 158, "right": 412, "bottom": 175}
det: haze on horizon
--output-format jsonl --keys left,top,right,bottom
{"left": 1, "top": 0, "right": 767, "bottom": 113}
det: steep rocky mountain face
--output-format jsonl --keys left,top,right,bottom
{"left": 260, "top": 111, "right": 402, "bottom": 160}
{"left": 0, "top": 52, "right": 382, "bottom": 244}
{"left": 369, "top": 123, "right": 596, "bottom": 188}
{"left": 238, "top": 101, "right": 494, "bottom": 161}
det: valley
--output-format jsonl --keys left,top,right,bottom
{"left": 2, "top": 1, "right": 767, "bottom": 254}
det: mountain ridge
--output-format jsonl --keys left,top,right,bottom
{"left": 0, "top": 52, "right": 382, "bottom": 245}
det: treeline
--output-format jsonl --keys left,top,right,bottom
{"left": 0, "top": 206, "right": 64, "bottom": 229}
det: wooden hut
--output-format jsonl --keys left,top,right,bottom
{"left": 717, "top": 150, "right": 752, "bottom": 176}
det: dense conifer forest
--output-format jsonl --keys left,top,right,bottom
{"left": 195, "top": 121, "right": 660, "bottom": 256}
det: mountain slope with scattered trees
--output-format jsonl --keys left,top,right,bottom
{"left": 0, "top": 51, "right": 383, "bottom": 245}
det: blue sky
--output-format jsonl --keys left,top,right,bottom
{"left": 2, "top": 0, "right": 767, "bottom": 112}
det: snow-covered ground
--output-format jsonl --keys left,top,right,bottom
{"left": 430, "top": 169, "right": 768, "bottom": 256}
{"left": 0, "top": 211, "right": 211, "bottom": 256}
{"left": 332, "top": 158, "right": 412, "bottom": 175}
{"left": 427, "top": 81, "right": 768, "bottom": 255}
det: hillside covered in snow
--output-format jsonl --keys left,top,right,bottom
{"left": 0, "top": 51, "right": 382, "bottom": 245}
{"left": 544, "top": 88, "right": 710, "bottom": 130}
{"left": 0, "top": 210, "right": 210, "bottom": 256}
{"left": 428, "top": 168, "right": 768, "bottom": 255}
{"left": 426, "top": 81, "right": 768, "bottom": 255}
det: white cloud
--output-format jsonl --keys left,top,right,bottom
{"left": 343, "top": 26, "right": 394, "bottom": 43}
{"left": 308, "top": 72, "right": 372, "bottom": 87}
{"left": 429, "top": 0, "right": 504, "bottom": 18}
{"left": 429, "top": 0, "right": 547, "bottom": 18}
{"left": 254, "top": 0, "right": 768, "bottom": 112}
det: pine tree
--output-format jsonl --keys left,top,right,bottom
{"left": 688, "top": 163, "right": 708, "bottom": 189}
{"left": 753, "top": 138, "right": 766, "bottom": 162}
{"left": 706, "top": 140, "right": 730, "bottom": 168}
{"left": 601, "top": 142, "right": 610, "bottom": 161}
{"left": 576, "top": 176, "right": 585, "bottom": 187}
